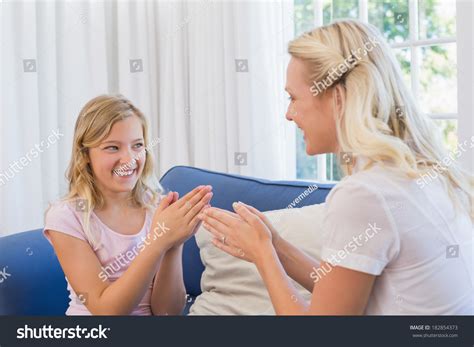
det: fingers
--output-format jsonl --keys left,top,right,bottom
{"left": 232, "top": 202, "right": 260, "bottom": 225}
{"left": 211, "top": 238, "right": 246, "bottom": 260}
{"left": 177, "top": 185, "right": 212, "bottom": 208}
{"left": 201, "top": 214, "right": 232, "bottom": 239}
{"left": 155, "top": 192, "right": 173, "bottom": 214}
{"left": 171, "top": 192, "right": 179, "bottom": 204}
{"left": 184, "top": 185, "right": 213, "bottom": 211}
{"left": 238, "top": 202, "right": 268, "bottom": 223}
{"left": 199, "top": 207, "right": 239, "bottom": 227}
{"left": 186, "top": 192, "right": 213, "bottom": 220}
{"left": 204, "top": 223, "right": 233, "bottom": 247}
{"left": 208, "top": 207, "right": 240, "bottom": 220}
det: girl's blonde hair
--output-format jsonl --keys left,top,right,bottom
{"left": 64, "top": 94, "right": 162, "bottom": 249}
{"left": 288, "top": 19, "right": 473, "bottom": 220}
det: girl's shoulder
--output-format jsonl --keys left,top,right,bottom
{"left": 43, "top": 198, "right": 89, "bottom": 243}
{"left": 45, "top": 198, "right": 84, "bottom": 219}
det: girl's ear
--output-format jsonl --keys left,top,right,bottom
{"left": 81, "top": 146, "right": 90, "bottom": 163}
{"left": 333, "top": 84, "right": 346, "bottom": 120}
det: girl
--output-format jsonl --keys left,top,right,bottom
{"left": 198, "top": 20, "right": 473, "bottom": 315}
{"left": 44, "top": 95, "right": 213, "bottom": 315}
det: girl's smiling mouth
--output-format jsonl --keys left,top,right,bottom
{"left": 113, "top": 163, "right": 138, "bottom": 178}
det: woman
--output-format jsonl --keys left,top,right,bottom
{"left": 198, "top": 19, "right": 473, "bottom": 315}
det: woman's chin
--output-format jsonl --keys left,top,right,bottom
{"left": 305, "top": 143, "right": 319, "bottom": 156}
{"left": 305, "top": 141, "right": 336, "bottom": 156}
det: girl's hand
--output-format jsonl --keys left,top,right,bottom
{"left": 198, "top": 202, "right": 274, "bottom": 263}
{"left": 151, "top": 185, "right": 213, "bottom": 250}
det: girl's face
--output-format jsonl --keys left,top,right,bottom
{"left": 88, "top": 115, "right": 146, "bottom": 196}
{"left": 285, "top": 57, "right": 339, "bottom": 155}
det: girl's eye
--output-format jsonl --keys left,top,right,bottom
{"left": 288, "top": 96, "right": 294, "bottom": 101}
{"left": 133, "top": 143, "right": 144, "bottom": 149}
{"left": 104, "top": 146, "right": 119, "bottom": 151}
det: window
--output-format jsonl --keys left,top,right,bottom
{"left": 294, "top": 0, "right": 460, "bottom": 181}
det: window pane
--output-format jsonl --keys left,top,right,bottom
{"left": 369, "top": 0, "right": 409, "bottom": 44}
{"left": 326, "top": 154, "right": 343, "bottom": 181}
{"left": 418, "top": 0, "right": 456, "bottom": 40}
{"left": 394, "top": 47, "right": 411, "bottom": 91}
{"left": 296, "top": 129, "right": 317, "bottom": 179}
{"left": 323, "top": 0, "right": 359, "bottom": 25}
{"left": 434, "top": 119, "right": 458, "bottom": 152}
{"left": 295, "top": 0, "right": 315, "bottom": 36}
{"left": 419, "top": 43, "right": 457, "bottom": 114}
{"left": 323, "top": 0, "right": 331, "bottom": 24}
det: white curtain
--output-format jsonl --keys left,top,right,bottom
{"left": 0, "top": 0, "right": 295, "bottom": 236}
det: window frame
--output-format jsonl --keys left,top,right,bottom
{"left": 298, "top": 0, "right": 471, "bottom": 181}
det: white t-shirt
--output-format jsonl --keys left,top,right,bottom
{"left": 320, "top": 159, "right": 473, "bottom": 315}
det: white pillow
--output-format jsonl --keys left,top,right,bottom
{"left": 188, "top": 203, "right": 326, "bottom": 315}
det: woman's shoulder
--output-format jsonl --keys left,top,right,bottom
{"left": 327, "top": 171, "right": 382, "bottom": 202}
{"left": 324, "top": 168, "right": 400, "bottom": 227}
{"left": 330, "top": 160, "right": 414, "bottom": 200}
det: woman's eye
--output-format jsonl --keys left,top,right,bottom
{"left": 288, "top": 96, "right": 294, "bottom": 101}
{"left": 133, "top": 143, "right": 144, "bottom": 149}
{"left": 104, "top": 146, "right": 119, "bottom": 151}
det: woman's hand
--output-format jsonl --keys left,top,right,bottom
{"left": 198, "top": 202, "right": 274, "bottom": 264}
{"left": 150, "top": 185, "right": 213, "bottom": 251}
{"left": 235, "top": 202, "right": 281, "bottom": 246}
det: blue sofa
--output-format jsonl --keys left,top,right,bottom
{"left": 0, "top": 166, "right": 334, "bottom": 315}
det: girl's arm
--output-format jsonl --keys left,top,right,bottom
{"left": 150, "top": 244, "right": 186, "bottom": 315}
{"left": 47, "top": 186, "right": 212, "bottom": 315}
{"left": 47, "top": 228, "right": 167, "bottom": 315}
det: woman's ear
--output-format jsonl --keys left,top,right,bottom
{"left": 333, "top": 84, "right": 346, "bottom": 119}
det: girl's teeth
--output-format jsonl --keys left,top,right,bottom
{"left": 114, "top": 169, "right": 135, "bottom": 177}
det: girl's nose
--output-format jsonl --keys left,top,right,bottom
{"left": 119, "top": 149, "right": 136, "bottom": 167}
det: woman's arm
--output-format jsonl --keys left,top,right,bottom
{"left": 204, "top": 205, "right": 319, "bottom": 292}
{"left": 254, "top": 243, "right": 375, "bottom": 315}
{"left": 200, "top": 203, "right": 376, "bottom": 315}
{"left": 150, "top": 244, "right": 186, "bottom": 315}
{"left": 272, "top": 236, "right": 319, "bottom": 292}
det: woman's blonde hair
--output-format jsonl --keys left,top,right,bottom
{"left": 288, "top": 19, "right": 473, "bottom": 220}
{"left": 64, "top": 94, "right": 162, "bottom": 249}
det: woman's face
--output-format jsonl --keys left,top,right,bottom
{"left": 88, "top": 115, "right": 146, "bottom": 197}
{"left": 285, "top": 57, "right": 339, "bottom": 155}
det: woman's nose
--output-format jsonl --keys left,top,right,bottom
{"left": 286, "top": 105, "right": 296, "bottom": 121}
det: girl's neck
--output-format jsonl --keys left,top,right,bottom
{"left": 98, "top": 191, "right": 136, "bottom": 213}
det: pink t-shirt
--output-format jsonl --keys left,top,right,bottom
{"left": 43, "top": 200, "right": 157, "bottom": 316}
